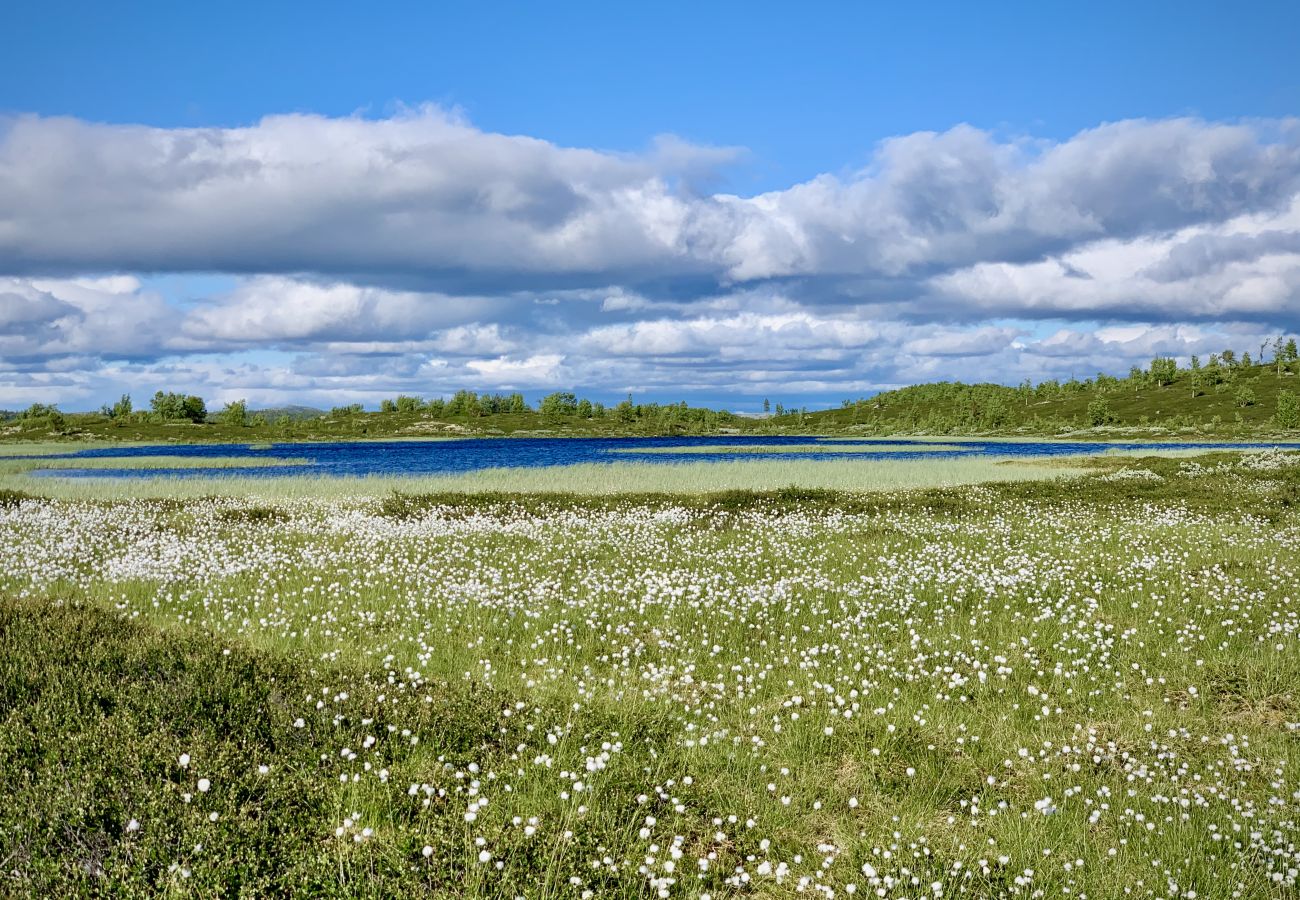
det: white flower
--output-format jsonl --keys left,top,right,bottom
{"left": 126, "top": 818, "right": 140, "bottom": 833}
{"left": 197, "top": 778, "right": 211, "bottom": 793}
{"left": 422, "top": 845, "right": 434, "bottom": 858}
{"left": 179, "top": 753, "right": 190, "bottom": 768}
{"left": 478, "top": 849, "right": 492, "bottom": 864}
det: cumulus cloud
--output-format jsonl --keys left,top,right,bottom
{"left": 929, "top": 195, "right": 1300, "bottom": 323}
{"left": 181, "top": 277, "right": 506, "bottom": 344}
{"left": 3, "top": 109, "right": 1300, "bottom": 407}
{"left": 0, "top": 276, "right": 177, "bottom": 366}
{"left": 0, "top": 108, "right": 729, "bottom": 285}
{"left": 3, "top": 109, "right": 1298, "bottom": 291}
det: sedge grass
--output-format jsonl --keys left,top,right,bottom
{"left": 0, "top": 455, "right": 311, "bottom": 477}
{"left": 0, "top": 454, "right": 1086, "bottom": 500}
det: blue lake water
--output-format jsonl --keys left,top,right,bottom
{"left": 21, "top": 437, "right": 1300, "bottom": 479}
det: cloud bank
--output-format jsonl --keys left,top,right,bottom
{"left": 1, "top": 108, "right": 1298, "bottom": 407}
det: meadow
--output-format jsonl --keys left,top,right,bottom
{"left": 3, "top": 448, "right": 1300, "bottom": 898}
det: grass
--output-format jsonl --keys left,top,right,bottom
{"left": 0, "top": 597, "right": 516, "bottom": 896}
{"left": 0, "top": 455, "right": 311, "bottom": 478}
{"left": 800, "top": 360, "right": 1300, "bottom": 435}
{"left": 4, "top": 449, "right": 1300, "bottom": 896}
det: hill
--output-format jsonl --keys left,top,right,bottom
{"left": 789, "top": 354, "right": 1300, "bottom": 437}
{"left": 3, "top": 352, "right": 1298, "bottom": 444}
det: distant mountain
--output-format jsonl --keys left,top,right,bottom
{"left": 252, "top": 405, "right": 326, "bottom": 421}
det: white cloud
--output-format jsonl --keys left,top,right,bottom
{"left": 4, "top": 111, "right": 1300, "bottom": 407}
{"left": 2, "top": 110, "right": 1296, "bottom": 292}
{"left": 180, "top": 276, "right": 507, "bottom": 345}
{"left": 0, "top": 276, "right": 177, "bottom": 364}
{"left": 463, "top": 353, "right": 565, "bottom": 386}
{"left": 929, "top": 196, "right": 1300, "bottom": 321}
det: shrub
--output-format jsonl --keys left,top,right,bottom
{"left": 1277, "top": 391, "right": 1300, "bottom": 429}
{"left": 218, "top": 399, "right": 248, "bottom": 427}
{"left": 1087, "top": 398, "right": 1117, "bottom": 426}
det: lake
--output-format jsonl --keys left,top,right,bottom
{"left": 21, "top": 436, "right": 1300, "bottom": 479}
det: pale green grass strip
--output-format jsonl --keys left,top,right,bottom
{"left": 0, "top": 455, "right": 312, "bottom": 478}
{"left": 0, "top": 455, "right": 1085, "bottom": 500}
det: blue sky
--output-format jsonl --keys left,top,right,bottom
{"left": 2, "top": 1, "right": 1300, "bottom": 410}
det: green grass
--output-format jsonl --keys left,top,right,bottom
{"left": 0, "top": 597, "right": 523, "bottom": 897}
{"left": 799, "top": 361, "right": 1300, "bottom": 436}
{"left": 4, "top": 450, "right": 1300, "bottom": 896}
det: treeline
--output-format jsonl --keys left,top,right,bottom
{"left": 6, "top": 338, "right": 1298, "bottom": 439}
{"left": 3, "top": 388, "right": 739, "bottom": 435}
{"left": 826, "top": 338, "right": 1300, "bottom": 433}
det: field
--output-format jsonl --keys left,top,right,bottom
{"left": 4, "top": 449, "right": 1300, "bottom": 898}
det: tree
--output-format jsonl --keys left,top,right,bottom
{"left": 18, "top": 403, "right": 65, "bottom": 431}
{"left": 576, "top": 398, "right": 593, "bottom": 419}
{"left": 1234, "top": 386, "right": 1256, "bottom": 408}
{"left": 445, "top": 390, "right": 478, "bottom": 416}
{"left": 763, "top": 398, "right": 771, "bottom": 414}
{"left": 379, "top": 399, "right": 397, "bottom": 413}
{"left": 395, "top": 395, "right": 422, "bottom": 414}
{"left": 219, "top": 399, "right": 249, "bottom": 427}
{"left": 106, "top": 394, "right": 133, "bottom": 419}
{"left": 1148, "top": 357, "right": 1177, "bottom": 386}
{"left": 1087, "top": 398, "right": 1117, "bottom": 426}
{"left": 151, "top": 391, "right": 207, "bottom": 423}
{"left": 615, "top": 396, "right": 636, "bottom": 424}
{"left": 983, "top": 396, "right": 1010, "bottom": 428}
{"left": 539, "top": 392, "right": 578, "bottom": 418}
{"left": 1127, "top": 366, "right": 1144, "bottom": 395}
{"left": 1276, "top": 391, "right": 1300, "bottom": 429}
{"left": 1188, "top": 356, "right": 1203, "bottom": 398}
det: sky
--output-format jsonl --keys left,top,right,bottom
{"left": 2, "top": 1, "right": 1300, "bottom": 411}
